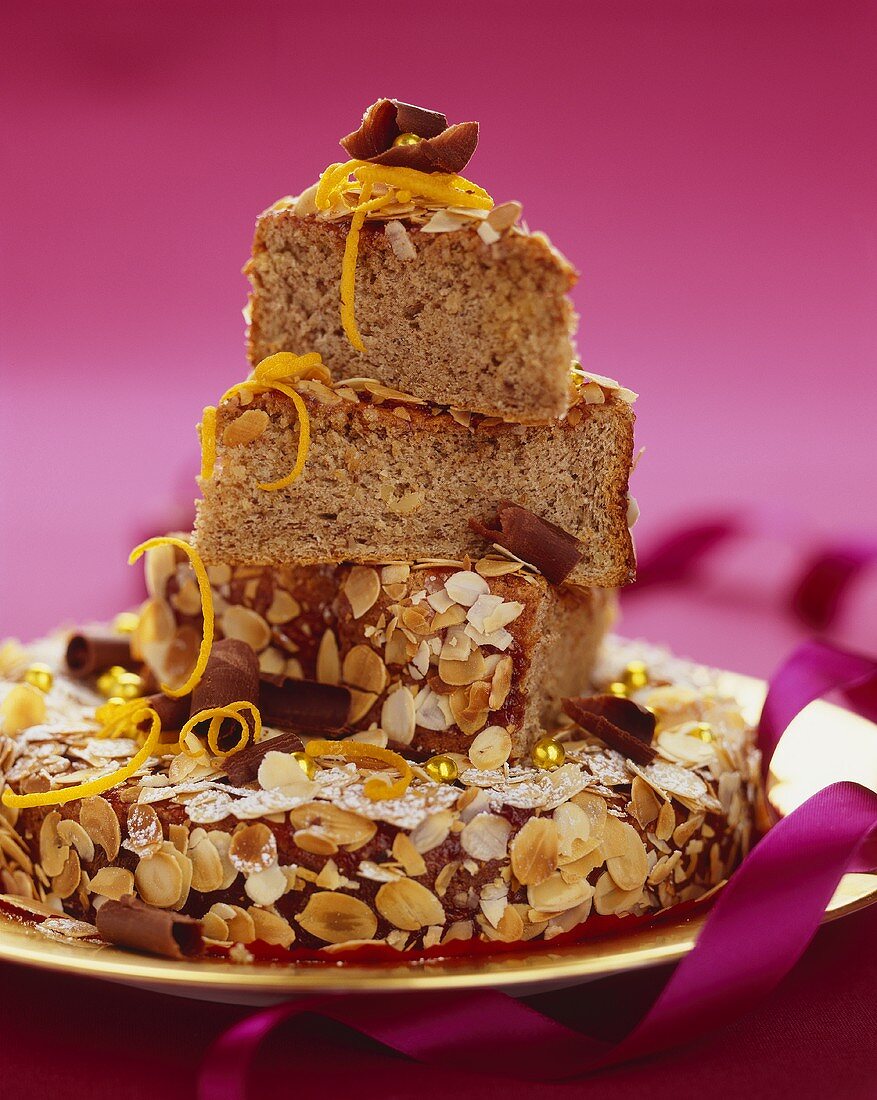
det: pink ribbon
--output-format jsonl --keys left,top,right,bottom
{"left": 199, "top": 640, "right": 877, "bottom": 1098}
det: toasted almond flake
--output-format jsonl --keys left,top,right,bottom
{"left": 438, "top": 647, "right": 486, "bottom": 686}
{"left": 297, "top": 891, "right": 378, "bottom": 943}
{"left": 593, "top": 870, "right": 642, "bottom": 915}
{"left": 144, "top": 543, "right": 178, "bottom": 601}
{"left": 258, "top": 647, "right": 287, "bottom": 677}
{"left": 449, "top": 681, "right": 490, "bottom": 737}
{"left": 39, "top": 812, "right": 69, "bottom": 878}
{"left": 409, "top": 810, "right": 454, "bottom": 854}
{"left": 460, "top": 812, "right": 511, "bottom": 861}
{"left": 223, "top": 408, "right": 270, "bottom": 447}
{"left": 79, "top": 796, "right": 121, "bottom": 860}
{"left": 527, "top": 873, "right": 593, "bottom": 914}
{"left": 229, "top": 823, "right": 278, "bottom": 875}
{"left": 603, "top": 818, "right": 649, "bottom": 892}
{"left": 553, "top": 803, "right": 596, "bottom": 864}
{"left": 468, "top": 725, "right": 512, "bottom": 771}
{"left": 381, "top": 687, "right": 416, "bottom": 746}
{"left": 384, "top": 219, "right": 417, "bottom": 260}
{"left": 631, "top": 775, "right": 661, "bottom": 828}
{"left": 89, "top": 866, "right": 135, "bottom": 901}
{"left": 510, "top": 817, "right": 559, "bottom": 885}
{"left": 221, "top": 605, "right": 272, "bottom": 653}
{"left": 342, "top": 645, "right": 389, "bottom": 694}
{"left": 265, "top": 589, "right": 301, "bottom": 624}
{"left": 249, "top": 906, "right": 296, "bottom": 948}
{"left": 135, "top": 850, "right": 183, "bottom": 908}
{"left": 189, "top": 835, "right": 225, "bottom": 892}
{"left": 430, "top": 604, "right": 469, "bottom": 631}
{"left": 125, "top": 803, "right": 164, "bottom": 858}
{"left": 245, "top": 864, "right": 287, "bottom": 906}
{"left": 224, "top": 905, "right": 257, "bottom": 944}
{"left": 570, "top": 791, "right": 608, "bottom": 840}
{"left": 56, "top": 819, "right": 95, "bottom": 864}
{"left": 444, "top": 570, "right": 489, "bottom": 607}
{"left": 289, "top": 802, "right": 377, "bottom": 850}
{"left": 347, "top": 688, "right": 378, "bottom": 724}
{"left": 656, "top": 800, "right": 676, "bottom": 841}
{"left": 488, "top": 656, "right": 513, "bottom": 710}
{"left": 376, "top": 878, "right": 445, "bottom": 930}
{"left": 343, "top": 567, "right": 382, "bottom": 619}
{"left": 392, "top": 832, "right": 428, "bottom": 877}
{"left": 315, "top": 629, "right": 341, "bottom": 684}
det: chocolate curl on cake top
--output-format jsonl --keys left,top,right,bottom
{"left": 189, "top": 639, "right": 260, "bottom": 748}
{"left": 340, "top": 98, "right": 479, "bottom": 174}
{"left": 470, "top": 502, "right": 584, "bottom": 585}
{"left": 95, "top": 896, "right": 203, "bottom": 960}
{"left": 222, "top": 730, "right": 304, "bottom": 786}
{"left": 260, "top": 678, "right": 351, "bottom": 734}
{"left": 65, "top": 630, "right": 134, "bottom": 678}
{"left": 563, "top": 694, "right": 657, "bottom": 765}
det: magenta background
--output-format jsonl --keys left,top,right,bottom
{"left": 1, "top": 0, "right": 875, "bottom": 673}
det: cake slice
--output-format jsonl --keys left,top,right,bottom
{"left": 138, "top": 541, "right": 617, "bottom": 761}
{"left": 246, "top": 207, "right": 578, "bottom": 421}
{"left": 193, "top": 374, "right": 637, "bottom": 588}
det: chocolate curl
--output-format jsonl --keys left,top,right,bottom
{"left": 340, "top": 98, "right": 479, "bottom": 174}
{"left": 65, "top": 631, "right": 134, "bottom": 678}
{"left": 260, "top": 678, "right": 351, "bottom": 734}
{"left": 96, "top": 896, "right": 203, "bottom": 959}
{"left": 562, "top": 694, "right": 657, "bottom": 765}
{"left": 223, "top": 730, "right": 304, "bottom": 786}
{"left": 470, "top": 502, "right": 584, "bottom": 585}
{"left": 143, "top": 692, "right": 191, "bottom": 732}
{"left": 189, "top": 639, "right": 260, "bottom": 744}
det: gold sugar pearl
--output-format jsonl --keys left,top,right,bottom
{"left": 96, "top": 666, "right": 144, "bottom": 701}
{"left": 690, "top": 723, "right": 714, "bottom": 743}
{"left": 292, "top": 751, "right": 318, "bottom": 780}
{"left": 1, "top": 683, "right": 47, "bottom": 735}
{"left": 622, "top": 661, "right": 649, "bottom": 691}
{"left": 113, "top": 611, "right": 141, "bottom": 634}
{"left": 532, "top": 736, "right": 565, "bottom": 771}
{"left": 23, "top": 663, "right": 54, "bottom": 693}
{"left": 392, "top": 132, "right": 422, "bottom": 147}
{"left": 607, "top": 681, "right": 629, "bottom": 697}
{"left": 424, "top": 754, "right": 458, "bottom": 784}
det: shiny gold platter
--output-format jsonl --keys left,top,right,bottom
{"left": 1, "top": 669, "right": 875, "bottom": 1004}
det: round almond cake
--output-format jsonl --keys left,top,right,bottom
{"left": 0, "top": 631, "right": 762, "bottom": 959}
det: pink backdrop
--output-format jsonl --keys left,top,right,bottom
{"left": 2, "top": 1, "right": 875, "bottom": 674}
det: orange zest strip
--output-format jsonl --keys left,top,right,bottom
{"left": 178, "top": 701, "right": 262, "bottom": 758}
{"left": 304, "top": 739, "right": 412, "bottom": 801}
{"left": 200, "top": 353, "right": 329, "bottom": 491}
{"left": 1, "top": 708, "right": 162, "bottom": 809}
{"left": 128, "top": 537, "right": 214, "bottom": 699}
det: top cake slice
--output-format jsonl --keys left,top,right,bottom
{"left": 243, "top": 98, "right": 579, "bottom": 422}
{"left": 246, "top": 208, "right": 578, "bottom": 422}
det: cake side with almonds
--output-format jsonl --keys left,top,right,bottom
{"left": 247, "top": 210, "right": 578, "bottom": 422}
{"left": 193, "top": 379, "right": 637, "bottom": 588}
{"left": 0, "top": 636, "right": 762, "bottom": 956}
{"left": 139, "top": 541, "right": 617, "bottom": 762}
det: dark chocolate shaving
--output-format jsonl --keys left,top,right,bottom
{"left": 190, "top": 639, "right": 260, "bottom": 746}
{"left": 562, "top": 694, "right": 658, "bottom": 765}
{"left": 95, "top": 896, "right": 203, "bottom": 959}
{"left": 142, "top": 692, "right": 191, "bottom": 732}
{"left": 260, "top": 678, "right": 351, "bottom": 734}
{"left": 340, "top": 98, "right": 478, "bottom": 174}
{"left": 469, "top": 502, "right": 584, "bottom": 585}
{"left": 65, "top": 631, "right": 134, "bottom": 678}
{"left": 223, "top": 730, "right": 304, "bottom": 787}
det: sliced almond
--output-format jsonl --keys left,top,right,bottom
{"left": 438, "top": 647, "right": 486, "bottom": 686}
{"left": 460, "top": 812, "right": 511, "bottom": 861}
{"left": 631, "top": 775, "right": 661, "bottom": 828}
{"left": 409, "top": 810, "right": 454, "bottom": 854}
{"left": 553, "top": 803, "right": 597, "bottom": 864}
{"left": 347, "top": 689, "right": 378, "bottom": 724}
{"left": 375, "top": 878, "right": 445, "bottom": 930}
{"left": 593, "top": 870, "right": 643, "bottom": 915}
{"left": 89, "top": 866, "right": 135, "bottom": 901}
{"left": 229, "top": 823, "right": 278, "bottom": 875}
{"left": 444, "top": 571, "right": 489, "bottom": 607}
{"left": 380, "top": 686, "right": 416, "bottom": 746}
{"left": 468, "top": 725, "right": 512, "bottom": 771}
{"left": 52, "top": 848, "right": 81, "bottom": 899}
{"left": 248, "top": 906, "right": 295, "bottom": 948}
{"left": 258, "top": 647, "right": 287, "bottom": 677}
{"left": 245, "top": 865, "right": 288, "bottom": 907}
{"left": 222, "top": 408, "right": 270, "bottom": 447}
{"left": 39, "top": 812, "right": 69, "bottom": 878}
{"left": 527, "top": 872, "right": 593, "bottom": 914}
{"left": 343, "top": 567, "right": 382, "bottom": 619}
{"left": 135, "top": 850, "right": 183, "bottom": 908}
{"left": 449, "top": 681, "right": 490, "bottom": 736}
{"left": 510, "top": 817, "right": 559, "bottom": 885}
{"left": 342, "top": 645, "right": 389, "bottom": 694}
{"left": 126, "top": 803, "right": 164, "bottom": 859}
{"left": 570, "top": 790, "right": 608, "bottom": 841}
{"left": 316, "top": 629, "right": 341, "bottom": 685}
{"left": 289, "top": 803, "right": 377, "bottom": 850}
{"left": 56, "top": 819, "right": 95, "bottom": 864}
{"left": 221, "top": 605, "right": 272, "bottom": 652}
{"left": 206, "top": 831, "right": 240, "bottom": 890}
{"left": 224, "top": 904, "right": 257, "bottom": 944}
{"left": 603, "top": 819, "right": 649, "bottom": 892}
{"left": 265, "top": 589, "right": 301, "bottom": 625}
{"left": 297, "top": 891, "right": 378, "bottom": 943}
{"left": 430, "top": 604, "right": 469, "bottom": 631}
{"left": 188, "top": 834, "right": 225, "bottom": 893}
{"left": 79, "top": 796, "right": 121, "bottom": 861}
{"left": 488, "top": 656, "right": 514, "bottom": 710}
{"left": 144, "top": 543, "right": 178, "bottom": 601}
{"left": 392, "top": 832, "right": 427, "bottom": 877}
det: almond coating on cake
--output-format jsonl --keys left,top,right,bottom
{"left": 193, "top": 384, "right": 636, "bottom": 588}
{"left": 246, "top": 211, "right": 578, "bottom": 422}
{"left": 0, "top": 639, "right": 762, "bottom": 955}
{"left": 141, "top": 543, "right": 617, "bottom": 762}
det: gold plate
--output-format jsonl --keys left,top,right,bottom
{"left": 1, "top": 670, "right": 875, "bottom": 1004}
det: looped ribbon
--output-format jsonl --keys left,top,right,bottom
{"left": 199, "top": 639, "right": 877, "bottom": 1098}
